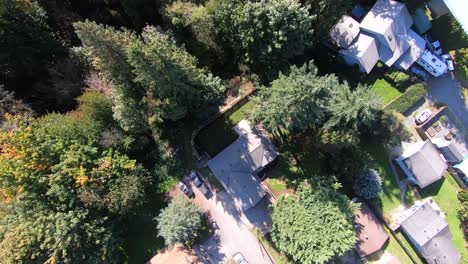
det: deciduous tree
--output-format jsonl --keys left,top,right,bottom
{"left": 156, "top": 197, "right": 203, "bottom": 246}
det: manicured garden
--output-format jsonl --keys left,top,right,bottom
{"left": 385, "top": 83, "right": 426, "bottom": 114}
{"left": 370, "top": 78, "right": 402, "bottom": 105}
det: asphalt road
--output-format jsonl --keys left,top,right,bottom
{"left": 426, "top": 74, "right": 468, "bottom": 129}
{"left": 190, "top": 183, "right": 273, "bottom": 264}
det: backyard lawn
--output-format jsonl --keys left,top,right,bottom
{"left": 370, "top": 79, "right": 402, "bottom": 105}
{"left": 361, "top": 142, "right": 402, "bottom": 217}
{"left": 419, "top": 175, "right": 468, "bottom": 261}
{"left": 195, "top": 100, "right": 255, "bottom": 157}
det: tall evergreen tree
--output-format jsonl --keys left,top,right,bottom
{"left": 127, "top": 26, "right": 224, "bottom": 121}
{"left": 271, "top": 181, "right": 356, "bottom": 264}
{"left": 238, "top": 0, "right": 314, "bottom": 79}
{"left": 249, "top": 61, "right": 334, "bottom": 133}
{"left": 74, "top": 21, "right": 148, "bottom": 134}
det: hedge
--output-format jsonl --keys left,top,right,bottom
{"left": 384, "top": 83, "right": 426, "bottom": 113}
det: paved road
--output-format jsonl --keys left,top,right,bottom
{"left": 426, "top": 74, "right": 468, "bottom": 129}
{"left": 190, "top": 184, "right": 273, "bottom": 264}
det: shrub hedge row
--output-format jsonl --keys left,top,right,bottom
{"left": 384, "top": 83, "right": 426, "bottom": 113}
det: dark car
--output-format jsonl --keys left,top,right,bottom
{"left": 189, "top": 170, "right": 210, "bottom": 196}
{"left": 177, "top": 181, "right": 194, "bottom": 198}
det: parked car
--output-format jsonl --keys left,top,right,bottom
{"left": 431, "top": 40, "right": 441, "bottom": 49}
{"left": 411, "top": 66, "right": 429, "bottom": 81}
{"left": 446, "top": 59, "right": 455, "bottom": 71}
{"left": 415, "top": 109, "right": 433, "bottom": 124}
{"left": 177, "top": 181, "right": 194, "bottom": 198}
{"left": 189, "top": 170, "right": 210, "bottom": 196}
{"left": 233, "top": 252, "right": 248, "bottom": 264}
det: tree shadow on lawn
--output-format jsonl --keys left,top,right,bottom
{"left": 418, "top": 178, "right": 444, "bottom": 199}
{"left": 268, "top": 129, "right": 322, "bottom": 189}
{"left": 122, "top": 191, "right": 167, "bottom": 264}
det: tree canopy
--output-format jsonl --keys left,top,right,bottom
{"left": 270, "top": 181, "right": 357, "bottom": 263}
{"left": 156, "top": 197, "right": 203, "bottom": 247}
{"left": 0, "top": 92, "right": 152, "bottom": 263}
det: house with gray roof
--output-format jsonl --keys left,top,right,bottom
{"left": 396, "top": 140, "right": 448, "bottom": 188}
{"left": 334, "top": 0, "right": 427, "bottom": 73}
{"left": 207, "top": 120, "right": 278, "bottom": 212}
{"left": 330, "top": 15, "right": 361, "bottom": 49}
{"left": 432, "top": 138, "right": 464, "bottom": 164}
{"left": 400, "top": 202, "right": 460, "bottom": 264}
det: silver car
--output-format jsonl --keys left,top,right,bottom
{"left": 415, "top": 109, "right": 433, "bottom": 124}
{"left": 233, "top": 252, "right": 248, "bottom": 264}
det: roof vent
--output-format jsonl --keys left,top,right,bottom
{"left": 349, "top": 23, "right": 354, "bottom": 28}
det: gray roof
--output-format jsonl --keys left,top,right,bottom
{"left": 360, "top": 0, "right": 415, "bottom": 67}
{"left": 360, "top": 0, "right": 413, "bottom": 51}
{"left": 330, "top": 16, "right": 361, "bottom": 48}
{"left": 396, "top": 141, "right": 447, "bottom": 188}
{"left": 395, "top": 29, "right": 426, "bottom": 70}
{"left": 400, "top": 203, "right": 461, "bottom": 264}
{"left": 207, "top": 120, "right": 278, "bottom": 212}
{"left": 339, "top": 32, "right": 379, "bottom": 73}
{"left": 439, "top": 142, "right": 464, "bottom": 163}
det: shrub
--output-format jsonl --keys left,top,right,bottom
{"left": 385, "top": 83, "right": 426, "bottom": 113}
{"left": 384, "top": 69, "right": 410, "bottom": 89}
{"left": 439, "top": 115, "right": 448, "bottom": 123}
{"left": 354, "top": 169, "right": 382, "bottom": 199}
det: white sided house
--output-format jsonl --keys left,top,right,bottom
{"left": 331, "top": 0, "right": 441, "bottom": 76}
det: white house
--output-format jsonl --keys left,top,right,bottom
{"left": 332, "top": 0, "right": 431, "bottom": 74}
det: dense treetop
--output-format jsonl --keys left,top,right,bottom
{"left": 271, "top": 180, "right": 357, "bottom": 264}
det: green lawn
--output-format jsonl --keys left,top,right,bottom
{"left": 361, "top": 142, "right": 402, "bottom": 218}
{"left": 393, "top": 231, "right": 424, "bottom": 264}
{"left": 252, "top": 229, "right": 292, "bottom": 264}
{"left": 370, "top": 79, "right": 402, "bottom": 105}
{"left": 264, "top": 178, "right": 287, "bottom": 193}
{"left": 419, "top": 175, "right": 468, "bottom": 261}
{"left": 195, "top": 100, "right": 255, "bottom": 157}
{"left": 368, "top": 231, "right": 420, "bottom": 264}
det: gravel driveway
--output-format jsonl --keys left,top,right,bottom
{"left": 191, "top": 183, "right": 273, "bottom": 264}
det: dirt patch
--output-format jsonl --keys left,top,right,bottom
{"left": 223, "top": 77, "right": 255, "bottom": 106}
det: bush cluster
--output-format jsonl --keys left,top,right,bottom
{"left": 385, "top": 83, "right": 426, "bottom": 113}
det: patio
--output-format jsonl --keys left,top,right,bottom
{"left": 418, "top": 107, "right": 468, "bottom": 158}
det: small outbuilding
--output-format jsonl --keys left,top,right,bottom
{"left": 396, "top": 140, "right": 448, "bottom": 188}
{"left": 353, "top": 200, "right": 389, "bottom": 258}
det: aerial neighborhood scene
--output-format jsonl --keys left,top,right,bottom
{"left": 1, "top": 0, "right": 468, "bottom": 263}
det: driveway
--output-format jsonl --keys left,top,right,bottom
{"left": 426, "top": 74, "right": 468, "bottom": 129}
{"left": 190, "top": 183, "right": 273, "bottom": 264}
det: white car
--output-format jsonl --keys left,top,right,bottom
{"left": 233, "top": 252, "right": 248, "bottom": 264}
{"left": 415, "top": 109, "right": 433, "bottom": 124}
